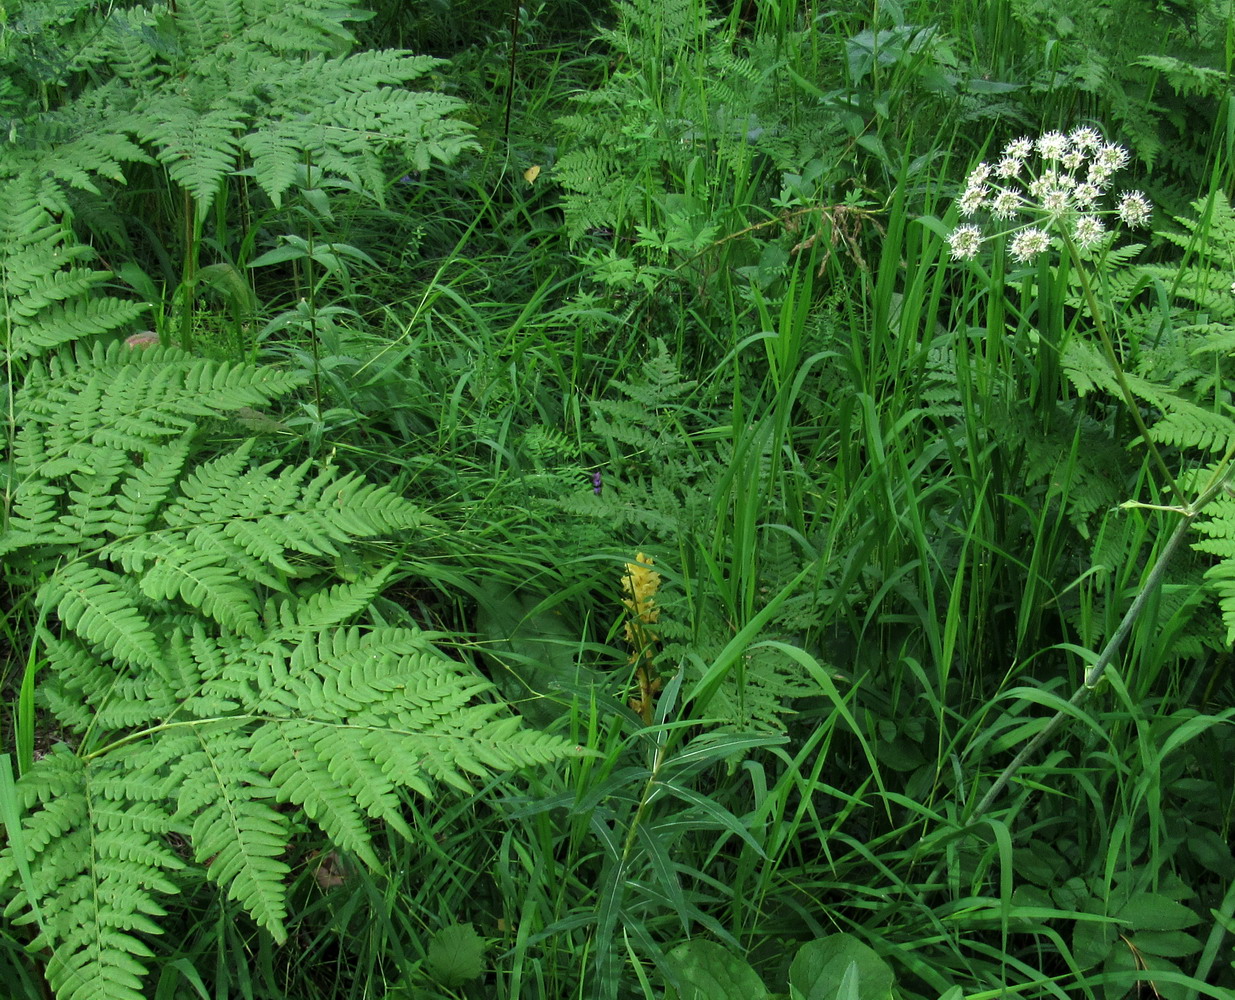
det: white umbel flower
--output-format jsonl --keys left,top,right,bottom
{"left": 947, "top": 126, "right": 1149, "bottom": 266}
{"left": 1073, "top": 215, "right": 1106, "bottom": 249}
{"left": 947, "top": 224, "right": 984, "bottom": 260}
{"left": 1009, "top": 228, "right": 1050, "bottom": 263}
{"left": 1117, "top": 191, "right": 1152, "bottom": 228}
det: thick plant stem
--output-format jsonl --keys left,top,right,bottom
{"left": 965, "top": 464, "right": 1232, "bottom": 829}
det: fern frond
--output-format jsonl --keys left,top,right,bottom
{"left": 1191, "top": 488, "right": 1235, "bottom": 644}
{"left": 141, "top": 96, "right": 247, "bottom": 210}
{"left": 0, "top": 176, "right": 146, "bottom": 361}
{"left": 175, "top": 0, "right": 245, "bottom": 55}
{"left": 1147, "top": 401, "right": 1235, "bottom": 453}
{"left": 249, "top": 719, "right": 393, "bottom": 866}
{"left": 42, "top": 562, "right": 163, "bottom": 669}
{"left": 169, "top": 726, "right": 292, "bottom": 939}
{"left": 273, "top": 566, "right": 397, "bottom": 634}
{"left": 94, "top": 9, "right": 161, "bottom": 83}
{"left": 235, "top": 123, "right": 302, "bottom": 208}
{"left": 1062, "top": 338, "right": 1235, "bottom": 453}
{"left": 0, "top": 745, "right": 182, "bottom": 1000}
{"left": 109, "top": 434, "right": 194, "bottom": 537}
{"left": 134, "top": 534, "right": 261, "bottom": 637}
{"left": 237, "top": 0, "right": 365, "bottom": 53}
{"left": 20, "top": 343, "right": 305, "bottom": 459}
{"left": 0, "top": 78, "right": 572, "bottom": 998}
{"left": 1135, "top": 54, "right": 1228, "bottom": 98}
{"left": 0, "top": 87, "right": 151, "bottom": 197}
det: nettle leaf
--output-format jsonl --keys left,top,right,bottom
{"left": 1118, "top": 893, "right": 1200, "bottom": 932}
{"left": 1074, "top": 913, "right": 1120, "bottom": 970}
{"left": 426, "top": 922, "right": 486, "bottom": 987}
{"left": 789, "top": 935, "right": 895, "bottom": 1000}
{"left": 1131, "top": 930, "right": 1202, "bottom": 958}
{"left": 663, "top": 939, "right": 768, "bottom": 1000}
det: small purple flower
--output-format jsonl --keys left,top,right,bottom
{"left": 592, "top": 470, "right": 603, "bottom": 495}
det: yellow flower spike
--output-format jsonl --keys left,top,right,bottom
{"left": 621, "top": 552, "right": 661, "bottom": 625}
{"left": 618, "top": 553, "right": 663, "bottom": 724}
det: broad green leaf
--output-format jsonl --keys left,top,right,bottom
{"left": 790, "top": 934, "right": 894, "bottom": 1000}
{"left": 1186, "top": 829, "right": 1235, "bottom": 876}
{"left": 474, "top": 583, "right": 603, "bottom": 727}
{"left": 1130, "top": 929, "right": 1201, "bottom": 958}
{"left": 836, "top": 961, "right": 862, "bottom": 1000}
{"left": 1073, "top": 915, "right": 1119, "bottom": 970}
{"left": 664, "top": 939, "right": 767, "bottom": 1000}
{"left": 425, "top": 922, "right": 485, "bottom": 987}
{"left": 1118, "top": 894, "right": 1200, "bottom": 932}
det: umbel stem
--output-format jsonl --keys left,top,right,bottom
{"left": 965, "top": 462, "right": 1232, "bottom": 829}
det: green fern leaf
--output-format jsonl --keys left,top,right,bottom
{"left": 170, "top": 726, "right": 292, "bottom": 939}
{"left": 141, "top": 98, "right": 246, "bottom": 210}
{"left": 274, "top": 566, "right": 398, "bottom": 634}
{"left": 1, "top": 746, "right": 182, "bottom": 1000}
{"left": 42, "top": 562, "right": 162, "bottom": 669}
{"left": 1148, "top": 402, "right": 1235, "bottom": 453}
{"left": 109, "top": 435, "right": 194, "bottom": 537}
{"left": 0, "top": 177, "right": 146, "bottom": 361}
{"left": 135, "top": 536, "right": 261, "bottom": 637}
{"left": 1, "top": 170, "right": 583, "bottom": 1000}
{"left": 239, "top": 0, "right": 364, "bottom": 53}
{"left": 1191, "top": 489, "right": 1235, "bottom": 644}
{"left": 249, "top": 720, "right": 392, "bottom": 866}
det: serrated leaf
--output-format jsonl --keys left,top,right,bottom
{"left": 1130, "top": 929, "right": 1201, "bottom": 958}
{"left": 1187, "top": 829, "right": 1235, "bottom": 876}
{"left": 425, "top": 922, "right": 485, "bottom": 987}
{"left": 790, "top": 935, "right": 894, "bottom": 1000}
{"left": 1074, "top": 915, "right": 1119, "bottom": 970}
{"left": 664, "top": 939, "right": 768, "bottom": 1000}
{"left": 1118, "top": 894, "right": 1200, "bottom": 931}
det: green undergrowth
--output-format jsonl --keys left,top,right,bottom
{"left": 2, "top": 0, "right": 1235, "bottom": 998}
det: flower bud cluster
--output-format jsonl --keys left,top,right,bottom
{"left": 948, "top": 128, "right": 1151, "bottom": 264}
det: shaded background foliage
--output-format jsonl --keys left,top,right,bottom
{"left": 2, "top": 0, "right": 1235, "bottom": 998}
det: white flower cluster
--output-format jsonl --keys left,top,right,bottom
{"left": 948, "top": 127, "right": 1152, "bottom": 264}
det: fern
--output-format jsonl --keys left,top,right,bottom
{"left": 1001, "top": 0, "right": 1230, "bottom": 185}
{"left": 2, "top": 745, "right": 184, "bottom": 1000}
{"left": 1191, "top": 485, "right": 1235, "bottom": 644}
{"left": 0, "top": 0, "right": 478, "bottom": 213}
{"left": 0, "top": 177, "right": 146, "bottom": 362}
{"left": 1046, "top": 186, "right": 1235, "bottom": 653}
{"left": 0, "top": 184, "right": 580, "bottom": 1000}
{"left": 553, "top": 0, "right": 780, "bottom": 240}
{"left": 1059, "top": 193, "right": 1235, "bottom": 464}
{"left": 1062, "top": 337, "right": 1235, "bottom": 454}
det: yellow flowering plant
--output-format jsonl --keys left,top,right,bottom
{"left": 620, "top": 552, "right": 662, "bottom": 724}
